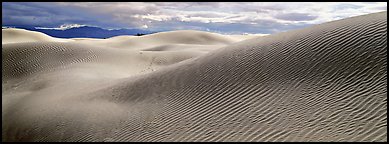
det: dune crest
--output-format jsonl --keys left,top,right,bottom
{"left": 2, "top": 28, "right": 73, "bottom": 44}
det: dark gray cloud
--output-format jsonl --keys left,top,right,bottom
{"left": 2, "top": 2, "right": 128, "bottom": 28}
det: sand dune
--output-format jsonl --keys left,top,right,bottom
{"left": 2, "top": 12, "right": 387, "bottom": 142}
{"left": 67, "top": 30, "right": 254, "bottom": 50}
{"left": 2, "top": 28, "right": 73, "bottom": 44}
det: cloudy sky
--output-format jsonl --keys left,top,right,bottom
{"left": 2, "top": 2, "right": 387, "bottom": 34}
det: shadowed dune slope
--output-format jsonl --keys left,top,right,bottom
{"left": 2, "top": 12, "right": 387, "bottom": 142}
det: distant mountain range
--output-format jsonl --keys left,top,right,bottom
{"left": 2, "top": 25, "right": 156, "bottom": 38}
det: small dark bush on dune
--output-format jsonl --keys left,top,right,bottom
{"left": 136, "top": 33, "right": 146, "bottom": 36}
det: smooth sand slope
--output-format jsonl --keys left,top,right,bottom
{"left": 2, "top": 28, "right": 73, "bottom": 44}
{"left": 70, "top": 30, "right": 252, "bottom": 51}
{"left": 2, "top": 12, "right": 387, "bottom": 142}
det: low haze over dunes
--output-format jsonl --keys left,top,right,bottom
{"left": 2, "top": 12, "right": 387, "bottom": 142}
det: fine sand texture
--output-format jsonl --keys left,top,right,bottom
{"left": 2, "top": 12, "right": 387, "bottom": 142}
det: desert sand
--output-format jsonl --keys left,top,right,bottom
{"left": 2, "top": 28, "right": 73, "bottom": 44}
{"left": 2, "top": 12, "right": 387, "bottom": 142}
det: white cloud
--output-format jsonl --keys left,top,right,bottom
{"left": 141, "top": 24, "right": 148, "bottom": 29}
{"left": 35, "top": 24, "right": 87, "bottom": 30}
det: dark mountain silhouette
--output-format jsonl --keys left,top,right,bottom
{"left": 3, "top": 25, "right": 155, "bottom": 38}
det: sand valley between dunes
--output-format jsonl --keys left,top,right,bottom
{"left": 2, "top": 12, "right": 387, "bottom": 142}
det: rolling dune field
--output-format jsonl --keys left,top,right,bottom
{"left": 2, "top": 12, "right": 387, "bottom": 142}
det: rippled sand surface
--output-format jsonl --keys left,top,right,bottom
{"left": 2, "top": 12, "right": 387, "bottom": 142}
